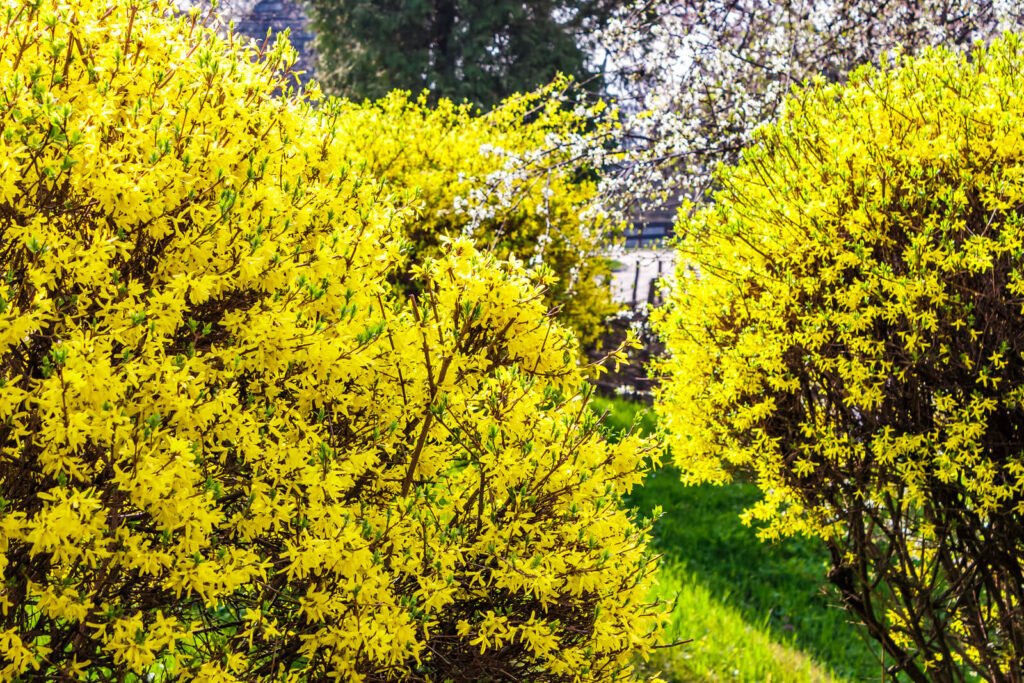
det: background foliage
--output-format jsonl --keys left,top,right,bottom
{"left": 596, "top": 1, "right": 1024, "bottom": 208}
{"left": 307, "top": 0, "right": 617, "bottom": 109}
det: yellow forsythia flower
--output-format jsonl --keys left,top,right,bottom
{"left": 657, "top": 34, "right": 1024, "bottom": 678}
{"left": 0, "top": 1, "right": 662, "bottom": 680}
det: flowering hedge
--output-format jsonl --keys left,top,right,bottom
{"left": 328, "top": 86, "right": 620, "bottom": 348}
{"left": 0, "top": 1, "right": 662, "bottom": 680}
{"left": 657, "top": 36, "right": 1024, "bottom": 680}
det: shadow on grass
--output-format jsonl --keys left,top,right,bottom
{"left": 640, "top": 559, "right": 840, "bottom": 682}
{"left": 628, "top": 468, "right": 881, "bottom": 681}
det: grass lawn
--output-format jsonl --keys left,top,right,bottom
{"left": 592, "top": 398, "right": 882, "bottom": 682}
{"left": 640, "top": 560, "right": 839, "bottom": 682}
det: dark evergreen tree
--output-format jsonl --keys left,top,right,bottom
{"left": 308, "top": 0, "right": 613, "bottom": 107}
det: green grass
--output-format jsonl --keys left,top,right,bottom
{"left": 591, "top": 396, "right": 658, "bottom": 440}
{"left": 593, "top": 398, "right": 882, "bottom": 682}
{"left": 639, "top": 562, "right": 838, "bottom": 682}
{"left": 632, "top": 472, "right": 880, "bottom": 681}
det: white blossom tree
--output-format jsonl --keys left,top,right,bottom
{"left": 596, "top": 1, "right": 1024, "bottom": 208}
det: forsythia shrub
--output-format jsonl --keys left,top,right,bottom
{"left": 330, "top": 87, "right": 620, "bottom": 349}
{"left": 657, "top": 36, "right": 1024, "bottom": 681}
{"left": 0, "top": 1, "right": 663, "bottom": 680}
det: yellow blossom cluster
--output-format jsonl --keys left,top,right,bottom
{"left": 327, "top": 84, "right": 620, "bottom": 348}
{"left": 656, "top": 35, "right": 1024, "bottom": 679}
{"left": 0, "top": 0, "right": 662, "bottom": 680}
